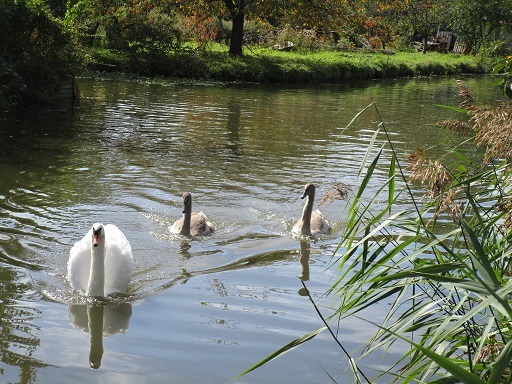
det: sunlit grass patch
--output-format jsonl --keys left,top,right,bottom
{"left": 87, "top": 45, "right": 483, "bottom": 83}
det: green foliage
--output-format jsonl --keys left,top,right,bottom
{"left": 233, "top": 326, "right": 328, "bottom": 380}
{"left": 493, "top": 55, "right": 512, "bottom": 99}
{"left": 0, "top": 0, "right": 80, "bottom": 106}
{"left": 65, "top": 0, "right": 182, "bottom": 75}
{"left": 63, "top": 0, "right": 102, "bottom": 47}
{"left": 116, "top": 8, "right": 181, "bottom": 75}
{"left": 445, "top": 0, "right": 512, "bottom": 52}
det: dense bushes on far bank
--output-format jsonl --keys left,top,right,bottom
{"left": 0, "top": 1, "right": 79, "bottom": 107}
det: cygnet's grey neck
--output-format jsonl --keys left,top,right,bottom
{"left": 180, "top": 198, "right": 192, "bottom": 236}
{"left": 301, "top": 194, "right": 314, "bottom": 235}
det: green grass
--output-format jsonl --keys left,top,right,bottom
{"left": 86, "top": 45, "right": 484, "bottom": 83}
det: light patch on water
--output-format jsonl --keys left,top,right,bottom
{"left": 0, "top": 233, "right": 13, "bottom": 242}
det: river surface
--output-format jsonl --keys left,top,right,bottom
{"left": 0, "top": 75, "right": 503, "bottom": 383}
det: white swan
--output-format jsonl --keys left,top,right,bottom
{"left": 292, "top": 183, "right": 331, "bottom": 236}
{"left": 170, "top": 192, "right": 214, "bottom": 236}
{"left": 67, "top": 223, "right": 134, "bottom": 297}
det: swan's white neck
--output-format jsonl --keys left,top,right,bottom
{"left": 86, "top": 239, "right": 105, "bottom": 297}
{"left": 301, "top": 194, "right": 314, "bottom": 235}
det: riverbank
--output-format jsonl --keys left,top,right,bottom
{"left": 87, "top": 48, "right": 485, "bottom": 83}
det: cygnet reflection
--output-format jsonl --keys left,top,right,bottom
{"left": 298, "top": 240, "right": 310, "bottom": 296}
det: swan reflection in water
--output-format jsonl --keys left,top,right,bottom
{"left": 297, "top": 241, "right": 310, "bottom": 296}
{"left": 68, "top": 302, "right": 132, "bottom": 369}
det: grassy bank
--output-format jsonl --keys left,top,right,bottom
{"left": 88, "top": 47, "right": 484, "bottom": 83}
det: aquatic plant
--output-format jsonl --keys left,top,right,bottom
{"left": 235, "top": 80, "right": 512, "bottom": 383}
{"left": 493, "top": 55, "right": 512, "bottom": 99}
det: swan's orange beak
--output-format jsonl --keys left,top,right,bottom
{"left": 92, "top": 234, "right": 100, "bottom": 247}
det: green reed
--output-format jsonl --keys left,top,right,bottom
{"left": 235, "top": 81, "right": 512, "bottom": 383}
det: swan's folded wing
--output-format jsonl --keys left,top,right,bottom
{"left": 191, "top": 211, "right": 214, "bottom": 235}
{"left": 311, "top": 209, "right": 331, "bottom": 234}
{"left": 104, "top": 224, "right": 134, "bottom": 295}
{"left": 68, "top": 230, "right": 93, "bottom": 292}
{"left": 169, "top": 217, "right": 184, "bottom": 233}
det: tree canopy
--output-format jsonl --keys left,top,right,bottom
{"left": 56, "top": 0, "right": 512, "bottom": 57}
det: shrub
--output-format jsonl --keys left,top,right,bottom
{"left": 119, "top": 9, "right": 181, "bottom": 75}
{"left": 0, "top": 0, "right": 80, "bottom": 106}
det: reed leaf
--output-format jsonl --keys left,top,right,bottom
{"left": 328, "top": 103, "right": 374, "bottom": 154}
{"left": 388, "top": 152, "right": 396, "bottom": 213}
{"left": 348, "top": 358, "right": 364, "bottom": 384}
{"left": 342, "top": 147, "right": 384, "bottom": 248}
{"left": 338, "top": 286, "right": 404, "bottom": 316}
{"left": 459, "top": 219, "right": 499, "bottom": 286}
{"left": 358, "top": 317, "right": 489, "bottom": 384}
{"left": 357, "top": 129, "right": 382, "bottom": 181}
{"left": 232, "top": 327, "right": 327, "bottom": 380}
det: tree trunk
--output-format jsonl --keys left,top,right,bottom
{"left": 422, "top": 36, "right": 428, "bottom": 54}
{"left": 229, "top": 11, "right": 244, "bottom": 56}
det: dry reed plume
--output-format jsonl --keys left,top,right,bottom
{"left": 407, "top": 147, "right": 452, "bottom": 199}
{"left": 407, "top": 79, "right": 512, "bottom": 222}
{"left": 440, "top": 79, "right": 512, "bottom": 163}
{"left": 319, "top": 182, "right": 351, "bottom": 206}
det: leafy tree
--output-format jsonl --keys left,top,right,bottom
{"left": 174, "top": 0, "right": 348, "bottom": 56}
{"left": 351, "top": 0, "right": 397, "bottom": 50}
{"left": 174, "top": 0, "right": 252, "bottom": 56}
{"left": 0, "top": 0, "right": 80, "bottom": 106}
{"left": 446, "top": 0, "right": 512, "bottom": 52}
{"left": 380, "top": 0, "right": 446, "bottom": 54}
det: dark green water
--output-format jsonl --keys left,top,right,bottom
{"left": 0, "top": 75, "right": 502, "bottom": 383}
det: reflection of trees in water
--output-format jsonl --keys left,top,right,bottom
{"left": 0, "top": 266, "right": 48, "bottom": 384}
{"left": 226, "top": 100, "right": 242, "bottom": 157}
